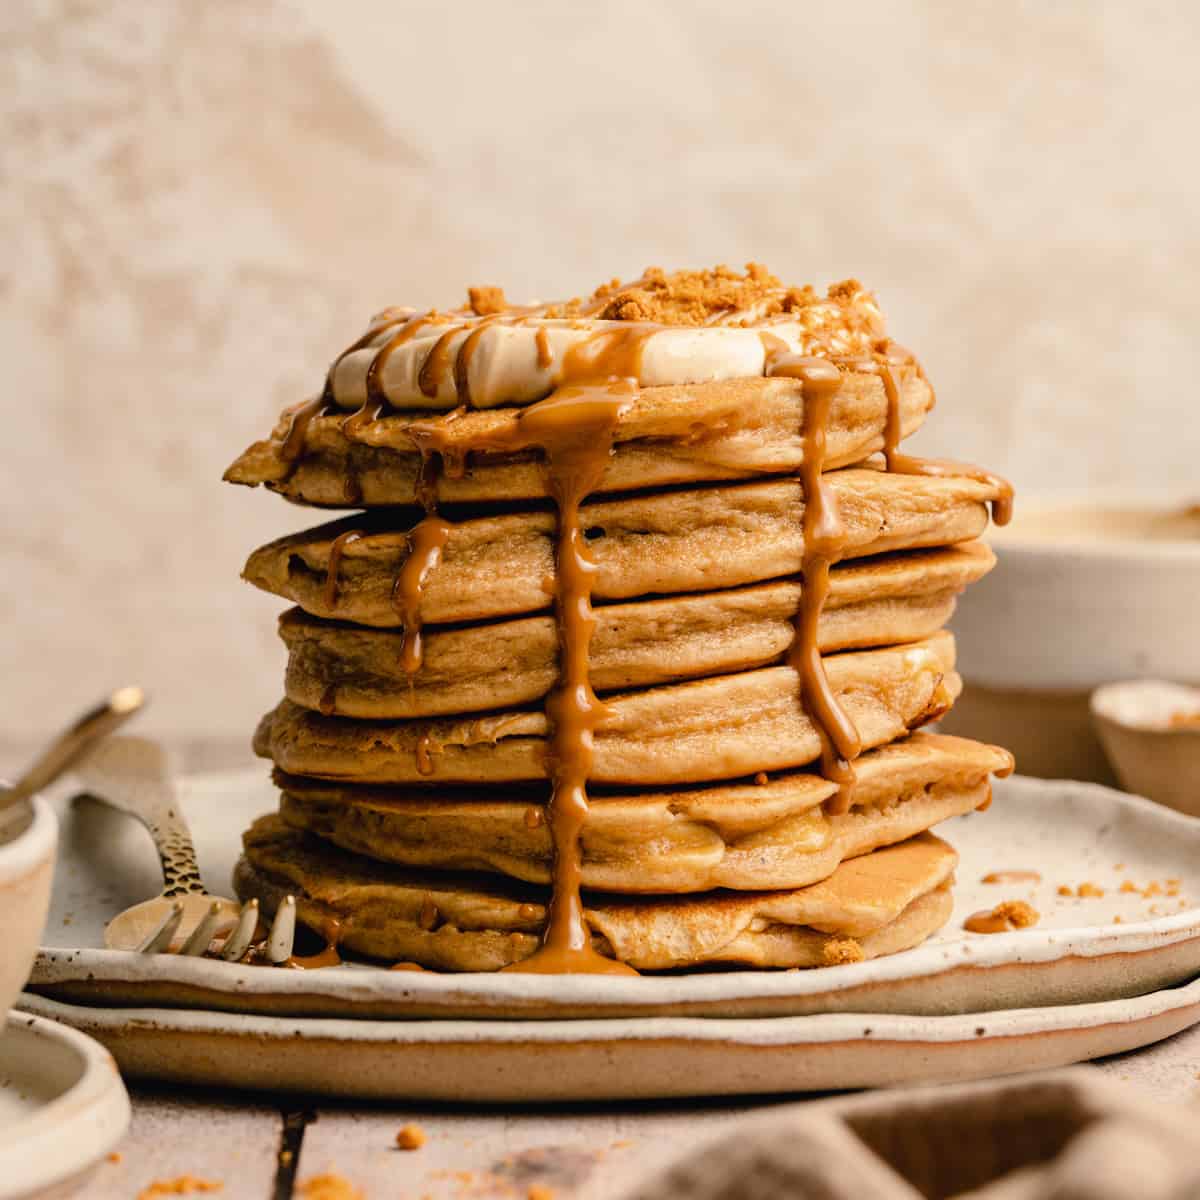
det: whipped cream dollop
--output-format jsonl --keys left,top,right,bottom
{"left": 324, "top": 266, "right": 891, "bottom": 412}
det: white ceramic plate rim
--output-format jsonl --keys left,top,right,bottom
{"left": 20, "top": 973, "right": 1200, "bottom": 1047}
{"left": 0, "top": 1012, "right": 130, "bottom": 1200}
{"left": 33, "top": 774, "right": 1200, "bottom": 1009}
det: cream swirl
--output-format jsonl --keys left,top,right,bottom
{"left": 323, "top": 267, "right": 889, "bottom": 412}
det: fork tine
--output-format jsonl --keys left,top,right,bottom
{"left": 219, "top": 899, "right": 259, "bottom": 961}
{"left": 180, "top": 900, "right": 225, "bottom": 956}
{"left": 137, "top": 901, "right": 184, "bottom": 953}
{"left": 267, "top": 895, "right": 296, "bottom": 965}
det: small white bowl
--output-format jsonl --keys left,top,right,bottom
{"left": 0, "top": 796, "right": 58, "bottom": 1020}
{"left": 1092, "top": 680, "right": 1200, "bottom": 817}
{"left": 943, "top": 499, "right": 1200, "bottom": 782}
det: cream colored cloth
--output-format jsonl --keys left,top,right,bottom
{"left": 621, "top": 1070, "right": 1200, "bottom": 1200}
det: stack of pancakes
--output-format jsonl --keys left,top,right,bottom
{"left": 225, "top": 265, "right": 1014, "bottom": 974}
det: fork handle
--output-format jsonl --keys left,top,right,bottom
{"left": 84, "top": 789, "right": 207, "bottom": 898}
{"left": 151, "top": 804, "right": 207, "bottom": 898}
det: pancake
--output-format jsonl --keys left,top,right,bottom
{"left": 243, "top": 469, "right": 1002, "bottom": 628}
{"left": 282, "top": 543, "right": 993, "bottom": 719}
{"left": 224, "top": 368, "right": 933, "bottom": 508}
{"left": 234, "top": 820, "right": 958, "bottom": 971}
{"left": 277, "top": 732, "right": 1009, "bottom": 893}
{"left": 254, "top": 632, "right": 960, "bottom": 786}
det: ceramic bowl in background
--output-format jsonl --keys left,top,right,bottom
{"left": 1092, "top": 680, "right": 1200, "bottom": 817}
{"left": 941, "top": 500, "right": 1200, "bottom": 783}
{"left": 0, "top": 796, "right": 57, "bottom": 1020}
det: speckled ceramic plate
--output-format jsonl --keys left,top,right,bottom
{"left": 29, "top": 768, "right": 1200, "bottom": 1020}
{"left": 18, "top": 978, "right": 1200, "bottom": 1102}
{"left": 0, "top": 1012, "right": 130, "bottom": 1200}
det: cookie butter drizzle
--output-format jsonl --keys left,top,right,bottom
{"left": 331, "top": 313, "right": 460, "bottom": 678}
{"left": 427, "top": 321, "right": 660, "bottom": 971}
{"left": 444, "top": 329, "right": 651, "bottom": 975}
{"left": 323, "top": 529, "right": 364, "bottom": 611}
{"left": 764, "top": 346, "right": 861, "bottom": 812}
{"left": 869, "top": 347, "right": 1014, "bottom": 528}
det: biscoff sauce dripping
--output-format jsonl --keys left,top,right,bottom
{"left": 322, "top": 529, "right": 364, "bottom": 610}
{"left": 869, "top": 345, "right": 1014, "bottom": 527}
{"left": 424, "top": 325, "right": 656, "bottom": 975}
{"left": 764, "top": 347, "right": 862, "bottom": 814}
{"left": 279, "top": 395, "right": 331, "bottom": 466}
{"left": 391, "top": 514, "right": 453, "bottom": 676}
{"left": 341, "top": 313, "right": 435, "bottom": 440}
{"left": 415, "top": 729, "right": 441, "bottom": 776}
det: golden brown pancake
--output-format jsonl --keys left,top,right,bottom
{"left": 243, "top": 470, "right": 1002, "bottom": 628}
{"left": 277, "top": 732, "right": 1008, "bottom": 893}
{"left": 281, "top": 543, "right": 992, "bottom": 719}
{"left": 254, "top": 632, "right": 960, "bottom": 786}
{"left": 234, "top": 819, "right": 957, "bottom": 971}
{"left": 224, "top": 369, "right": 932, "bottom": 508}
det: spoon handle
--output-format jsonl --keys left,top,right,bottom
{"left": 73, "top": 737, "right": 208, "bottom": 897}
{"left": 1, "top": 686, "right": 145, "bottom": 813}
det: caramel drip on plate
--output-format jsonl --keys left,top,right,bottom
{"left": 964, "top": 901, "right": 1039, "bottom": 934}
{"left": 391, "top": 515, "right": 452, "bottom": 676}
{"left": 288, "top": 915, "right": 343, "bottom": 969}
{"left": 963, "top": 909, "right": 1013, "bottom": 934}
{"left": 982, "top": 870, "right": 1042, "bottom": 885}
{"left": 870, "top": 346, "right": 1014, "bottom": 527}
{"left": 322, "top": 529, "right": 364, "bottom": 610}
{"left": 766, "top": 346, "right": 861, "bottom": 814}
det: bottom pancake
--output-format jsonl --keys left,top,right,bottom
{"left": 234, "top": 822, "right": 957, "bottom": 972}
{"left": 275, "top": 732, "right": 1010, "bottom": 892}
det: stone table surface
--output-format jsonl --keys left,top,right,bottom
{"left": 4, "top": 739, "right": 1198, "bottom": 1200}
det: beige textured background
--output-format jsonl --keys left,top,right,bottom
{"left": 2, "top": 1, "right": 1197, "bottom": 748}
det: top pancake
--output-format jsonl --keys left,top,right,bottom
{"left": 243, "top": 467, "right": 1003, "bottom": 627}
{"left": 224, "top": 368, "right": 933, "bottom": 508}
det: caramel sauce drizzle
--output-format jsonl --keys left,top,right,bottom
{"left": 868, "top": 345, "right": 1014, "bottom": 527}
{"left": 494, "top": 347, "right": 646, "bottom": 974}
{"left": 415, "top": 730, "right": 440, "bottom": 777}
{"left": 322, "top": 529, "right": 364, "bottom": 610}
{"left": 279, "top": 395, "right": 331, "bottom": 465}
{"left": 399, "top": 324, "right": 655, "bottom": 974}
{"left": 765, "top": 347, "right": 861, "bottom": 813}
{"left": 391, "top": 515, "right": 452, "bottom": 676}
